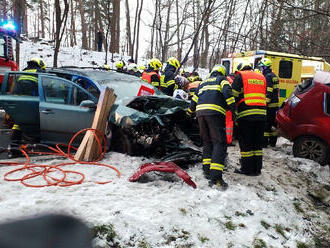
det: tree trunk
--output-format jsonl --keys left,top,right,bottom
{"left": 110, "top": 0, "right": 120, "bottom": 54}
{"left": 150, "top": 0, "right": 158, "bottom": 58}
{"left": 200, "top": 0, "right": 210, "bottom": 68}
{"left": 53, "top": 0, "right": 69, "bottom": 67}
{"left": 131, "top": 0, "right": 140, "bottom": 58}
{"left": 40, "top": 0, "right": 45, "bottom": 38}
{"left": 125, "top": 0, "right": 133, "bottom": 57}
{"left": 78, "top": 0, "right": 88, "bottom": 49}
{"left": 134, "top": 0, "right": 144, "bottom": 63}
{"left": 70, "top": 0, "right": 77, "bottom": 46}
{"left": 175, "top": 0, "right": 182, "bottom": 61}
{"left": 13, "top": 0, "right": 26, "bottom": 66}
{"left": 161, "top": 0, "right": 173, "bottom": 62}
{"left": 193, "top": 0, "right": 200, "bottom": 70}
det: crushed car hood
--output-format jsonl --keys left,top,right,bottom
{"left": 109, "top": 95, "right": 189, "bottom": 127}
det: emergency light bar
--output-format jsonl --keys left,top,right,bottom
{"left": 2, "top": 21, "right": 16, "bottom": 31}
{"left": 0, "top": 20, "right": 17, "bottom": 36}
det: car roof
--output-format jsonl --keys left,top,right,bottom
{"left": 48, "top": 67, "right": 139, "bottom": 82}
{"left": 47, "top": 67, "right": 164, "bottom": 103}
{"left": 314, "top": 71, "right": 330, "bottom": 86}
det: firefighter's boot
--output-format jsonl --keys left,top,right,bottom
{"left": 202, "top": 164, "right": 210, "bottom": 179}
{"left": 209, "top": 169, "right": 228, "bottom": 190}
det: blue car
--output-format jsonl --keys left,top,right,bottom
{"left": 0, "top": 68, "right": 200, "bottom": 159}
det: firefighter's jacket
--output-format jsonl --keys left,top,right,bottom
{"left": 17, "top": 67, "right": 41, "bottom": 84}
{"left": 231, "top": 70, "right": 267, "bottom": 121}
{"left": 187, "top": 81, "right": 201, "bottom": 99}
{"left": 187, "top": 73, "right": 235, "bottom": 118}
{"left": 141, "top": 68, "right": 160, "bottom": 88}
{"left": 161, "top": 64, "right": 178, "bottom": 96}
{"left": 263, "top": 68, "right": 279, "bottom": 108}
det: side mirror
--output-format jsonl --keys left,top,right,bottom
{"left": 80, "top": 100, "right": 96, "bottom": 108}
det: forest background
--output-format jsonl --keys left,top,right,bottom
{"left": 1, "top": 0, "right": 330, "bottom": 69}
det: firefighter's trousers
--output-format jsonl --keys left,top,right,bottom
{"left": 197, "top": 115, "right": 227, "bottom": 175}
{"left": 237, "top": 119, "right": 265, "bottom": 174}
{"left": 264, "top": 108, "right": 278, "bottom": 147}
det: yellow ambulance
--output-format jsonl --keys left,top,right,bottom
{"left": 221, "top": 50, "right": 330, "bottom": 106}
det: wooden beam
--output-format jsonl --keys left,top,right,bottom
{"left": 74, "top": 87, "right": 116, "bottom": 161}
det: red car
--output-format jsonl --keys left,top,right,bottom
{"left": 276, "top": 71, "right": 330, "bottom": 165}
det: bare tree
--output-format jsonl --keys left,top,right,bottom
{"left": 125, "top": 0, "right": 133, "bottom": 57}
{"left": 53, "top": 0, "right": 69, "bottom": 67}
{"left": 134, "top": 0, "right": 144, "bottom": 62}
{"left": 69, "top": 0, "right": 77, "bottom": 46}
{"left": 78, "top": 0, "right": 88, "bottom": 49}
{"left": 110, "top": 0, "right": 120, "bottom": 54}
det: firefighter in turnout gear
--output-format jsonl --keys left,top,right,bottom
{"left": 161, "top": 57, "right": 180, "bottom": 96}
{"left": 187, "top": 64, "right": 236, "bottom": 189}
{"left": 258, "top": 58, "right": 279, "bottom": 147}
{"left": 14, "top": 58, "right": 45, "bottom": 95}
{"left": 141, "top": 58, "right": 162, "bottom": 88}
{"left": 9, "top": 58, "right": 46, "bottom": 158}
{"left": 232, "top": 62, "right": 267, "bottom": 176}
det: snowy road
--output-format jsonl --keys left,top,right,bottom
{"left": 0, "top": 138, "right": 329, "bottom": 248}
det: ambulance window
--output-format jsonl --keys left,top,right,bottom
{"left": 254, "top": 58, "right": 262, "bottom": 69}
{"left": 222, "top": 61, "right": 230, "bottom": 75}
{"left": 279, "top": 60, "right": 293, "bottom": 78}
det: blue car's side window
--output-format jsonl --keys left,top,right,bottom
{"left": 41, "top": 77, "right": 91, "bottom": 106}
{"left": 5, "top": 73, "right": 39, "bottom": 97}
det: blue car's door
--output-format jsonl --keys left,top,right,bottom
{"left": 39, "top": 75, "right": 96, "bottom": 144}
{"left": 0, "top": 72, "right": 40, "bottom": 136}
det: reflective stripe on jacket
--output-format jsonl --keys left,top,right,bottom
{"left": 237, "top": 71, "right": 266, "bottom": 107}
{"left": 18, "top": 69, "right": 38, "bottom": 83}
{"left": 231, "top": 70, "right": 266, "bottom": 121}
{"left": 188, "top": 74, "right": 235, "bottom": 117}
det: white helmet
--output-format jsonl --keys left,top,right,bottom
{"left": 127, "top": 63, "right": 138, "bottom": 72}
{"left": 173, "top": 89, "right": 188, "bottom": 100}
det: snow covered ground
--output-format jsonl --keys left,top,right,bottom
{"left": 0, "top": 41, "right": 329, "bottom": 247}
{"left": 0, "top": 138, "right": 329, "bottom": 248}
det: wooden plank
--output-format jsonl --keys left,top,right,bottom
{"left": 74, "top": 87, "right": 116, "bottom": 161}
{"left": 84, "top": 90, "right": 115, "bottom": 160}
{"left": 85, "top": 93, "right": 116, "bottom": 160}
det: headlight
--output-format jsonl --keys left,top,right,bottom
{"left": 290, "top": 95, "right": 301, "bottom": 108}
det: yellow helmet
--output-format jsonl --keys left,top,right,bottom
{"left": 167, "top": 57, "right": 180, "bottom": 69}
{"left": 236, "top": 62, "right": 252, "bottom": 71}
{"left": 149, "top": 58, "right": 162, "bottom": 71}
{"left": 115, "top": 60, "right": 125, "bottom": 69}
{"left": 29, "top": 58, "right": 46, "bottom": 70}
{"left": 211, "top": 64, "right": 226, "bottom": 76}
{"left": 138, "top": 65, "right": 146, "bottom": 71}
{"left": 259, "top": 58, "right": 272, "bottom": 67}
{"left": 103, "top": 64, "right": 111, "bottom": 71}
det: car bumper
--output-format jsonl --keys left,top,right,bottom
{"left": 276, "top": 111, "right": 295, "bottom": 140}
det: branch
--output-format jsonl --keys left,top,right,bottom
{"left": 180, "top": 0, "right": 215, "bottom": 66}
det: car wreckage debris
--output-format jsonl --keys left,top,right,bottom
{"left": 129, "top": 161, "right": 197, "bottom": 188}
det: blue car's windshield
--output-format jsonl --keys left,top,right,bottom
{"left": 78, "top": 70, "right": 164, "bottom": 103}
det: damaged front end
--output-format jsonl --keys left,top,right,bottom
{"left": 109, "top": 96, "right": 201, "bottom": 164}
